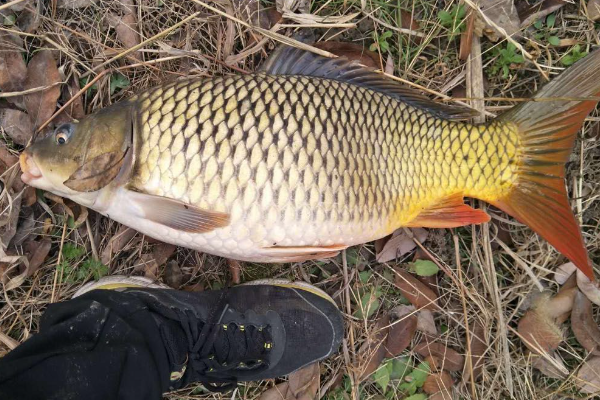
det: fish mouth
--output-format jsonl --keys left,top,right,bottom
{"left": 19, "top": 151, "right": 42, "bottom": 184}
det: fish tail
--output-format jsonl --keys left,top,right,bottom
{"left": 492, "top": 49, "right": 600, "bottom": 280}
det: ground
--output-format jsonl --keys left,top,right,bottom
{"left": 0, "top": 0, "right": 600, "bottom": 399}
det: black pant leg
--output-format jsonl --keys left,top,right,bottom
{"left": 0, "top": 290, "right": 170, "bottom": 400}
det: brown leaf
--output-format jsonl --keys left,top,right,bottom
{"left": 590, "top": 0, "right": 600, "bottom": 21}
{"left": 164, "top": 260, "right": 183, "bottom": 289}
{"left": 571, "top": 291, "right": 600, "bottom": 355}
{"left": 57, "top": 0, "right": 97, "bottom": 8}
{"left": 152, "top": 243, "right": 176, "bottom": 267}
{"left": 576, "top": 357, "right": 600, "bottom": 394}
{"left": 4, "top": 238, "right": 51, "bottom": 290}
{"left": 384, "top": 54, "right": 394, "bottom": 75}
{"left": 518, "top": 299, "right": 563, "bottom": 354}
{"left": 228, "top": 258, "right": 241, "bottom": 284}
{"left": 0, "top": 108, "right": 34, "bottom": 145}
{"left": 138, "top": 253, "right": 159, "bottom": 280}
{"left": 183, "top": 282, "right": 204, "bottom": 292}
{"left": 259, "top": 382, "right": 291, "bottom": 400}
{"left": 479, "top": 0, "right": 522, "bottom": 42}
{"left": 377, "top": 228, "right": 428, "bottom": 263}
{"left": 0, "top": 33, "right": 26, "bottom": 107}
{"left": 416, "top": 309, "right": 438, "bottom": 336}
{"left": 288, "top": 362, "right": 320, "bottom": 399}
{"left": 531, "top": 354, "right": 567, "bottom": 379}
{"left": 400, "top": 10, "right": 420, "bottom": 31}
{"left": 22, "top": 186, "right": 36, "bottom": 207}
{"left": 385, "top": 306, "right": 417, "bottom": 357}
{"left": 423, "top": 371, "right": 453, "bottom": 395}
{"left": 100, "top": 225, "right": 137, "bottom": 265}
{"left": 394, "top": 268, "right": 438, "bottom": 310}
{"left": 414, "top": 342, "right": 464, "bottom": 372}
{"left": 519, "top": 0, "right": 567, "bottom": 27}
{"left": 0, "top": 179, "right": 21, "bottom": 248}
{"left": 424, "top": 355, "right": 442, "bottom": 372}
{"left": 23, "top": 51, "right": 61, "bottom": 129}
{"left": 16, "top": 6, "right": 41, "bottom": 34}
{"left": 576, "top": 271, "right": 600, "bottom": 306}
{"left": 463, "top": 320, "right": 486, "bottom": 382}
{"left": 554, "top": 274, "right": 577, "bottom": 324}
{"left": 428, "top": 391, "right": 453, "bottom": 400}
{"left": 459, "top": 11, "right": 475, "bottom": 60}
{"left": 554, "top": 262, "right": 576, "bottom": 285}
{"left": 107, "top": 12, "right": 141, "bottom": 56}
{"left": 63, "top": 76, "right": 85, "bottom": 120}
{"left": 312, "top": 42, "right": 379, "bottom": 69}
{"left": 358, "top": 314, "right": 390, "bottom": 380}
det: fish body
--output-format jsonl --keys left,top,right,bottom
{"left": 20, "top": 46, "right": 599, "bottom": 277}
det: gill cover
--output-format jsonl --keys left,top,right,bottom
{"left": 63, "top": 103, "right": 133, "bottom": 192}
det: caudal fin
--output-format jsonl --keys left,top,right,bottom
{"left": 493, "top": 49, "right": 600, "bottom": 280}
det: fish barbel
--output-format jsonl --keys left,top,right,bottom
{"left": 20, "top": 46, "right": 600, "bottom": 278}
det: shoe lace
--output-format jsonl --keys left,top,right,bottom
{"left": 175, "top": 293, "right": 272, "bottom": 392}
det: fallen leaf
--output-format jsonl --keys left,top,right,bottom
{"left": 0, "top": 33, "right": 26, "bottom": 107}
{"left": 576, "top": 271, "right": 600, "bottom": 306}
{"left": 312, "top": 42, "right": 379, "bottom": 69}
{"left": 531, "top": 353, "right": 568, "bottom": 379}
{"left": 423, "top": 371, "right": 453, "bottom": 395}
{"left": 228, "top": 258, "right": 241, "bottom": 284}
{"left": 479, "top": 0, "right": 522, "bottom": 42}
{"left": 554, "top": 273, "right": 577, "bottom": 324}
{"left": 428, "top": 391, "right": 453, "bottom": 400}
{"left": 137, "top": 253, "right": 159, "bottom": 280}
{"left": 62, "top": 76, "right": 85, "bottom": 120}
{"left": 276, "top": 0, "right": 310, "bottom": 13}
{"left": 358, "top": 314, "right": 390, "bottom": 380}
{"left": 590, "top": 0, "right": 600, "bottom": 21}
{"left": 518, "top": 295, "right": 563, "bottom": 354}
{"left": 288, "top": 362, "right": 320, "bottom": 399}
{"left": 424, "top": 355, "right": 442, "bottom": 372}
{"left": 554, "top": 262, "right": 576, "bottom": 285}
{"left": 0, "top": 179, "right": 21, "bottom": 249}
{"left": 518, "top": 0, "right": 567, "bottom": 27}
{"left": 57, "top": 0, "right": 97, "bottom": 8}
{"left": 23, "top": 50, "right": 61, "bottom": 129}
{"left": 394, "top": 268, "right": 438, "bottom": 310}
{"left": 571, "top": 291, "right": 600, "bottom": 355}
{"left": 16, "top": 4, "right": 41, "bottom": 34}
{"left": 414, "top": 341, "right": 464, "bottom": 372}
{"left": 385, "top": 54, "right": 394, "bottom": 75}
{"left": 576, "top": 357, "right": 600, "bottom": 394}
{"left": 152, "top": 243, "right": 176, "bottom": 266}
{"left": 4, "top": 238, "right": 51, "bottom": 290}
{"left": 459, "top": 11, "right": 475, "bottom": 60}
{"left": 463, "top": 320, "right": 486, "bottom": 382}
{"left": 416, "top": 273, "right": 439, "bottom": 297}
{"left": 385, "top": 305, "right": 418, "bottom": 357}
{"left": 416, "top": 310, "right": 438, "bottom": 336}
{"left": 0, "top": 109, "right": 34, "bottom": 145}
{"left": 164, "top": 260, "right": 183, "bottom": 289}
{"left": 100, "top": 225, "right": 137, "bottom": 265}
{"left": 377, "top": 228, "right": 428, "bottom": 263}
{"left": 400, "top": 9, "right": 420, "bottom": 31}
{"left": 107, "top": 12, "right": 141, "bottom": 56}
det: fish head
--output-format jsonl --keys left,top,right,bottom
{"left": 20, "top": 104, "right": 133, "bottom": 199}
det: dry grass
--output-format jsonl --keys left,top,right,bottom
{"left": 1, "top": 0, "right": 599, "bottom": 399}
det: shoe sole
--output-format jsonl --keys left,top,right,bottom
{"left": 72, "top": 276, "right": 169, "bottom": 298}
{"left": 241, "top": 279, "right": 337, "bottom": 306}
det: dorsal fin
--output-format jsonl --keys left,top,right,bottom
{"left": 259, "top": 44, "right": 479, "bottom": 120}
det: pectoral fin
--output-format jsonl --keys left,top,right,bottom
{"left": 407, "top": 194, "right": 490, "bottom": 228}
{"left": 127, "top": 191, "right": 230, "bottom": 233}
{"left": 261, "top": 244, "right": 347, "bottom": 262}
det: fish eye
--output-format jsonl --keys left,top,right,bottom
{"left": 54, "top": 124, "right": 73, "bottom": 145}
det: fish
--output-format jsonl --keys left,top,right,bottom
{"left": 19, "top": 45, "right": 600, "bottom": 279}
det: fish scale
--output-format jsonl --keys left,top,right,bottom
{"left": 125, "top": 73, "right": 519, "bottom": 259}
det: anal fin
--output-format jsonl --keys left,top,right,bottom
{"left": 261, "top": 244, "right": 347, "bottom": 263}
{"left": 407, "top": 194, "right": 490, "bottom": 228}
{"left": 127, "top": 190, "right": 229, "bottom": 233}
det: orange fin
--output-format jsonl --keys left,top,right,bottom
{"left": 260, "top": 244, "right": 347, "bottom": 263}
{"left": 493, "top": 49, "right": 600, "bottom": 280}
{"left": 407, "top": 194, "right": 490, "bottom": 228}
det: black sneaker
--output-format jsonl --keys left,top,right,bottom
{"left": 74, "top": 276, "right": 344, "bottom": 392}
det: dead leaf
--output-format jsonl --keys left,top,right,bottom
{"left": 531, "top": 353, "right": 567, "bottom": 379}
{"left": 554, "top": 262, "right": 576, "bottom": 285}
{"left": 288, "top": 362, "right": 320, "bottom": 399}
{"left": 312, "top": 42, "right": 379, "bottom": 69}
{"left": 358, "top": 314, "right": 390, "bottom": 380}
{"left": 463, "top": 320, "right": 486, "bottom": 382}
{"left": 576, "top": 271, "right": 600, "bottom": 306}
{"left": 555, "top": 273, "right": 577, "bottom": 324}
{"left": 428, "top": 391, "right": 453, "bottom": 400}
{"left": 57, "top": 0, "right": 97, "bottom": 8}
{"left": 0, "top": 179, "right": 21, "bottom": 249}
{"left": 518, "top": 295, "right": 563, "bottom": 354}
{"left": 394, "top": 268, "right": 438, "bottom": 310}
{"left": 377, "top": 228, "right": 428, "bottom": 263}
{"left": 424, "top": 355, "right": 442, "bottom": 372}
{"left": 576, "top": 357, "right": 600, "bottom": 394}
{"left": 16, "top": 4, "right": 41, "bottom": 34}
{"left": 62, "top": 76, "right": 85, "bottom": 120}
{"left": 4, "top": 238, "right": 51, "bottom": 290}
{"left": 385, "top": 305, "right": 417, "bottom": 357}
{"left": 276, "top": 0, "right": 309, "bottom": 13}
{"left": 23, "top": 50, "right": 61, "bottom": 129}
{"left": 0, "top": 33, "right": 27, "bottom": 107}
{"left": 152, "top": 243, "right": 176, "bottom": 266}
{"left": 259, "top": 382, "right": 291, "bottom": 400}
{"left": 400, "top": 9, "right": 420, "bottom": 31}
{"left": 423, "top": 371, "right": 453, "bottom": 395}
{"left": 459, "top": 11, "right": 475, "bottom": 60}
{"left": 479, "top": 0, "right": 522, "bottom": 42}
{"left": 571, "top": 291, "right": 600, "bottom": 355}
{"left": 518, "top": 0, "right": 567, "bottom": 27}
{"left": 22, "top": 186, "right": 36, "bottom": 207}
{"left": 228, "top": 258, "right": 241, "bottom": 284}
{"left": 416, "top": 309, "right": 438, "bottom": 336}
{"left": 164, "top": 260, "right": 183, "bottom": 289}
{"left": 0, "top": 109, "right": 34, "bottom": 145}
{"left": 414, "top": 341, "right": 465, "bottom": 372}
{"left": 384, "top": 54, "right": 394, "bottom": 75}
{"left": 137, "top": 253, "right": 159, "bottom": 280}
{"left": 590, "top": 0, "right": 600, "bottom": 21}
{"left": 100, "top": 225, "right": 137, "bottom": 265}
{"left": 107, "top": 12, "right": 141, "bottom": 56}
{"left": 183, "top": 282, "right": 204, "bottom": 292}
